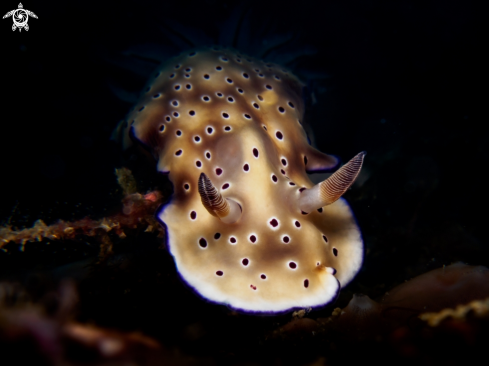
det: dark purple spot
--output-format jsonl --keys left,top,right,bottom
{"left": 258, "top": 73, "right": 264, "bottom": 77}
{"left": 317, "top": 207, "right": 323, "bottom": 213}
{"left": 278, "top": 106, "right": 285, "bottom": 113}
{"left": 333, "top": 248, "right": 338, "bottom": 256}
{"left": 250, "top": 285, "right": 256, "bottom": 290}
{"left": 263, "top": 125, "right": 267, "bottom": 131}
{"left": 170, "top": 73, "right": 175, "bottom": 78}
{"left": 199, "top": 238, "right": 207, "bottom": 248}
{"left": 207, "top": 127, "right": 213, "bottom": 134}
{"left": 260, "top": 274, "right": 266, "bottom": 280}
{"left": 295, "top": 221, "right": 301, "bottom": 228}
{"left": 216, "top": 168, "right": 223, "bottom": 175}
{"left": 216, "top": 271, "right": 223, "bottom": 276}
{"left": 217, "top": 92, "right": 223, "bottom": 97}
{"left": 173, "top": 112, "right": 179, "bottom": 117}
{"left": 276, "top": 131, "right": 283, "bottom": 140}
{"left": 243, "top": 164, "right": 249, "bottom": 172}
{"left": 283, "top": 236, "right": 290, "bottom": 243}
{"left": 304, "top": 279, "right": 309, "bottom": 288}
{"left": 304, "top": 156, "right": 308, "bottom": 165}
{"left": 190, "top": 211, "right": 197, "bottom": 220}
{"left": 281, "top": 169, "right": 286, "bottom": 175}
{"left": 274, "top": 75, "right": 281, "bottom": 80}
{"left": 176, "top": 130, "right": 182, "bottom": 136}
{"left": 228, "top": 97, "right": 234, "bottom": 102}
{"left": 189, "top": 110, "right": 195, "bottom": 116}
{"left": 289, "top": 262, "right": 297, "bottom": 269}
{"left": 244, "top": 114, "right": 251, "bottom": 119}
{"left": 214, "top": 233, "right": 221, "bottom": 239}
{"left": 222, "top": 112, "right": 229, "bottom": 118}
{"left": 196, "top": 161, "right": 202, "bottom": 168}
{"left": 174, "top": 85, "right": 181, "bottom": 90}
{"left": 222, "top": 183, "right": 229, "bottom": 190}
{"left": 254, "top": 68, "right": 260, "bottom": 72}
{"left": 281, "top": 159, "right": 287, "bottom": 166}
{"left": 236, "top": 58, "right": 241, "bottom": 62}
{"left": 175, "top": 64, "right": 180, "bottom": 69}
{"left": 243, "top": 73, "right": 249, "bottom": 78}
{"left": 185, "top": 74, "right": 190, "bottom": 78}
{"left": 221, "top": 56, "right": 228, "bottom": 61}
{"left": 272, "top": 175, "right": 278, "bottom": 182}
{"left": 238, "top": 88, "right": 244, "bottom": 93}
{"left": 250, "top": 235, "right": 256, "bottom": 243}
{"left": 185, "top": 68, "right": 191, "bottom": 72}
{"left": 299, "top": 187, "right": 306, "bottom": 192}
{"left": 288, "top": 101, "right": 295, "bottom": 108}
{"left": 269, "top": 219, "right": 278, "bottom": 227}
{"left": 216, "top": 66, "right": 222, "bottom": 71}
{"left": 253, "top": 148, "right": 259, "bottom": 157}
{"left": 224, "top": 126, "right": 231, "bottom": 131}
{"left": 253, "top": 103, "right": 259, "bottom": 109}
{"left": 153, "top": 94, "right": 161, "bottom": 99}
{"left": 138, "top": 106, "right": 145, "bottom": 112}
{"left": 257, "top": 95, "right": 263, "bottom": 101}
{"left": 166, "top": 116, "right": 171, "bottom": 122}
{"left": 206, "top": 152, "right": 211, "bottom": 159}
{"left": 230, "top": 237, "right": 237, "bottom": 244}
{"left": 204, "top": 74, "right": 210, "bottom": 79}
{"left": 301, "top": 211, "right": 308, "bottom": 215}
{"left": 226, "top": 78, "right": 233, "bottom": 84}
{"left": 323, "top": 235, "right": 328, "bottom": 243}
{"left": 266, "top": 84, "right": 272, "bottom": 90}
{"left": 194, "top": 136, "right": 200, "bottom": 142}
{"left": 184, "top": 183, "right": 190, "bottom": 190}
{"left": 203, "top": 96, "right": 210, "bottom": 102}
{"left": 186, "top": 84, "right": 192, "bottom": 90}
{"left": 289, "top": 182, "right": 295, "bottom": 186}
{"left": 175, "top": 149, "right": 182, "bottom": 156}
{"left": 242, "top": 258, "right": 249, "bottom": 266}
{"left": 159, "top": 125, "right": 165, "bottom": 132}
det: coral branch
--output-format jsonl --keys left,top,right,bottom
{"left": 0, "top": 168, "right": 165, "bottom": 253}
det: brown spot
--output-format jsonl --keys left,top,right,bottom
{"left": 199, "top": 238, "right": 207, "bottom": 248}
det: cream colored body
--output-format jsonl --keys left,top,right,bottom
{"left": 118, "top": 47, "right": 363, "bottom": 312}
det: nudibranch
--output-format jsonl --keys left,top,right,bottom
{"left": 115, "top": 47, "right": 364, "bottom": 313}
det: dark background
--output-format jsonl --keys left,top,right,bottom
{"left": 0, "top": 0, "right": 487, "bottom": 362}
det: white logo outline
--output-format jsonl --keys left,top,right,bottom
{"left": 3, "top": 3, "right": 37, "bottom": 32}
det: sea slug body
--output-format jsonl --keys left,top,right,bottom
{"left": 115, "top": 47, "right": 364, "bottom": 313}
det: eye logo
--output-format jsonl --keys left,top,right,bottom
{"left": 3, "top": 3, "right": 38, "bottom": 32}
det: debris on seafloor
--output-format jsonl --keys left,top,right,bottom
{"left": 0, "top": 168, "right": 164, "bottom": 260}
{"left": 0, "top": 280, "right": 202, "bottom": 366}
{"left": 274, "top": 262, "right": 489, "bottom": 340}
{"left": 419, "top": 298, "right": 489, "bottom": 327}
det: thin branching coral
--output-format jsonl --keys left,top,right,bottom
{"left": 0, "top": 168, "right": 164, "bottom": 260}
